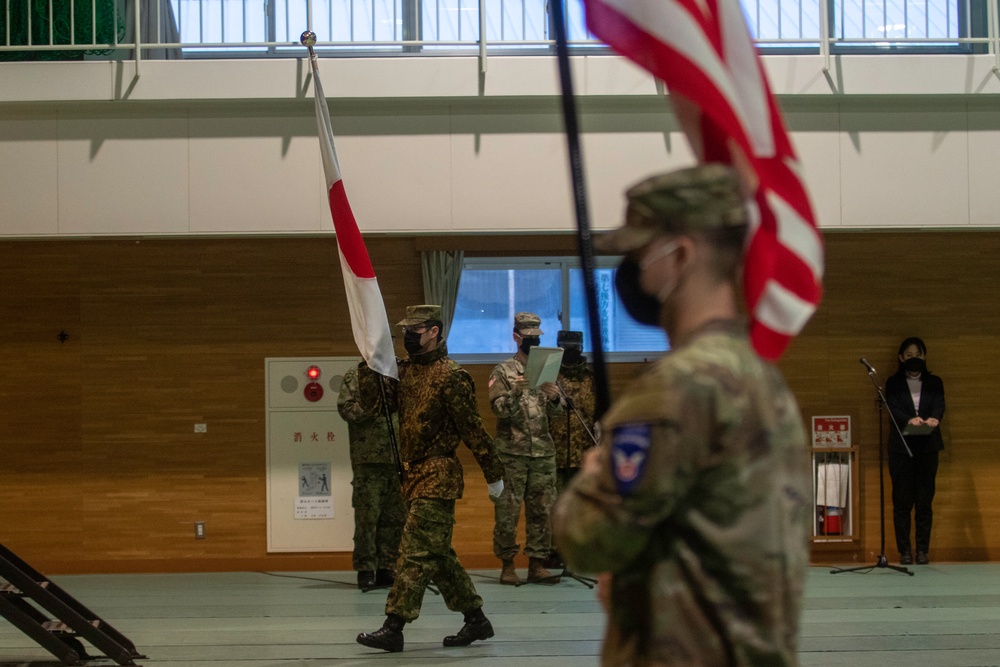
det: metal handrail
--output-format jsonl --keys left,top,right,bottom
{"left": 1, "top": 0, "right": 997, "bottom": 65}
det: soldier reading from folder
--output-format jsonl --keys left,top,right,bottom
{"left": 489, "top": 312, "right": 564, "bottom": 585}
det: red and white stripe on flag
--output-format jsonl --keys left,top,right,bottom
{"left": 310, "top": 54, "right": 399, "bottom": 379}
{"left": 583, "top": 0, "right": 824, "bottom": 361}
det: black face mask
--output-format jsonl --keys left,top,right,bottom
{"left": 561, "top": 347, "right": 583, "bottom": 365}
{"left": 519, "top": 336, "right": 540, "bottom": 356}
{"left": 904, "top": 357, "right": 926, "bottom": 374}
{"left": 615, "top": 257, "right": 662, "bottom": 327}
{"left": 403, "top": 331, "right": 424, "bottom": 355}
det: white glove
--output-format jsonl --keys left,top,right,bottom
{"left": 487, "top": 479, "right": 505, "bottom": 499}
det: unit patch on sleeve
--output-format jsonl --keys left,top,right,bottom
{"left": 611, "top": 423, "right": 652, "bottom": 496}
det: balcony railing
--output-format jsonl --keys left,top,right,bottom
{"left": 3, "top": 0, "right": 999, "bottom": 73}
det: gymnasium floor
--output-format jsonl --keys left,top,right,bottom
{"left": 2, "top": 564, "right": 999, "bottom": 666}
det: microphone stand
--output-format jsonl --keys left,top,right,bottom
{"left": 831, "top": 362, "right": 913, "bottom": 576}
{"left": 516, "top": 379, "right": 597, "bottom": 589}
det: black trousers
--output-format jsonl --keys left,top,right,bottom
{"left": 888, "top": 447, "right": 940, "bottom": 554}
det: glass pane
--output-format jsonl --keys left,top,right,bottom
{"left": 450, "top": 267, "right": 561, "bottom": 354}
{"left": 166, "top": 0, "right": 968, "bottom": 52}
{"left": 569, "top": 268, "right": 669, "bottom": 354}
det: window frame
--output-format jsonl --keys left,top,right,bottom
{"left": 448, "top": 255, "right": 670, "bottom": 366}
{"left": 162, "top": 0, "right": 981, "bottom": 58}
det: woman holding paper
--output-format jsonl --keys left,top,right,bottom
{"left": 885, "top": 336, "right": 946, "bottom": 565}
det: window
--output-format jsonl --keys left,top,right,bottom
{"left": 163, "top": 0, "right": 975, "bottom": 56}
{"left": 169, "top": 0, "right": 596, "bottom": 55}
{"left": 448, "top": 257, "right": 669, "bottom": 364}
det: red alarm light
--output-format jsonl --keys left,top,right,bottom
{"left": 306, "top": 365, "right": 321, "bottom": 380}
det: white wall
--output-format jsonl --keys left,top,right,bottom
{"left": 2, "top": 53, "right": 999, "bottom": 237}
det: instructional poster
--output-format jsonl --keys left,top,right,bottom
{"left": 299, "top": 462, "right": 332, "bottom": 496}
{"left": 295, "top": 461, "right": 334, "bottom": 519}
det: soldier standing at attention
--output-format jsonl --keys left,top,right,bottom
{"left": 549, "top": 330, "right": 597, "bottom": 494}
{"left": 356, "top": 305, "right": 506, "bottom": 653}
{"left": 336, "top": 360, "right": 404, "bottom": 592}
{"left": 553, "top": 165, "right": 812, "bottom": 666}
{"left": 489, "top": 312, "right": 564, "bottom": 585}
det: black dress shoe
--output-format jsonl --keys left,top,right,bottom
{"left": 899, "top": 552, "right": 913, "bottom": 565}
{"left": 375, "top": 568, "right": 395, "bottom": 587}
{"left": 443, "top": 616, "right": 494, "bottom": 647}
{"left": 357, "top": 570, "right": 376, "bottom": 591}
{"left": 915, "top": 551, "right": 929, "bottom": 565}
{"left": 357, "top": 615, "right": 404, "bottom": 653}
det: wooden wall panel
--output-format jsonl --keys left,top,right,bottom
{"left": 0, "top": 231, "right": 998, "bottom": 574}
{"left": 784, "top": 231, "right": 1000, "bottom": 564}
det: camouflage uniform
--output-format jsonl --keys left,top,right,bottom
{"left": 550, "top": 357, "right": 596, "bottom": 494}
{"left": 489, "top": 313, "right": 564, "bottom": 562}
{"left": 363, "top": 308, "right": 504, "bottom": 623}
{"left": 553, "top": 165, "right": 812, "bottom": 666}
{"left": 554, "top": 321, "right": 810, "bottom": 666}
{"left": 337, "top": 362, "right": 404, "bottom": 574}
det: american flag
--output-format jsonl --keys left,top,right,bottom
{"left": 583, "top": 0, "right": 824, "bottom": 361}
{"left": 308, "top": 48, "right": 399, "bottom": 379}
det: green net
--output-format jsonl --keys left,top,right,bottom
{"left": 1, "top": 0, "right": 125, "bottom": 60}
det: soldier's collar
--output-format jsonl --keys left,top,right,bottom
{"left": 410, "top": 342, "right": 449, "bottom": 365}
{"left": 673, "top": 317, "right": 746, "bottom": 349}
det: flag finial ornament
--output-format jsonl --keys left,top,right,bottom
{"left": 300, "top": 31, "right": 317, "bottom": 47}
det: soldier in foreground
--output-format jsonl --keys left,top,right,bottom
{"left": 336, "top": 360, "right": 404, "bottom": 592}
{"left": 489, "top": 312, "right": 563, "bottom": 585}
{"left": 553, "top": 165, "right": 811, "bottom": 666}
{"left": 356, "top": 305, "right": 506, "bottom": 653}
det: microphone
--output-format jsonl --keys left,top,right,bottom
{"left": 859, "top": 358, "right": 877, "bottom": 374}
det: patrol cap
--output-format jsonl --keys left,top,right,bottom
{"left": 595, "top": 164, "right": 748, "bottom": 254}
{"left": 514, "top": 312, "right": 543, "bottom": 336}
{"left": 557, "top": 330, "right": 583, "bottom": 346}
{"left": 397, "top": 304, "right": 442, "bottom": 327}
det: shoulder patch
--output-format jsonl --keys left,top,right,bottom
{"left": 488, "top": 376, "right": 496, "bottom": 388}
{"left": 611, "top": 424, "right": 652, "bottom": 496}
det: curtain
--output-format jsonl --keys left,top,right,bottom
{"left": 421, "top": 250, "right": 464, "bottom": 338}
{"left": 122, "top": 0, "right": 181, "bottom": 60}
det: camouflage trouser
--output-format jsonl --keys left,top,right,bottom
{"left": 351, "top": 464, "right": 404, "bottom": 572}
{"left": 385, "top": 497, "right": 483, "bottom": 622}
{"left": 493, "top": 452, "right": 556, "bottom": 561}
{"left": 555, "top": 466, "right": 581, "bottom": 496}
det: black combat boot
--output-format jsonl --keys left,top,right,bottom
{"left": 543, "top": 549, "right": 564, "bottom": 569}
{"left": 443, "top": 607, "right": 494, "bottom": 647}
{"left": 357, "top": 570, "right": 376, "bottom": 592}
{"left": 357, "top": 614, "right": 404, "bottom": 652}
{"left": 375, "top": 568, "right": 395, "bottom": 587}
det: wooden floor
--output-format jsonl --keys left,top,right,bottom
{"left": 2, "top": 563, "right": 1000, "bottom": 667}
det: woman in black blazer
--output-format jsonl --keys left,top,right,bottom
{"left": 885, "top": 337, "right": 945, "bottom": 565}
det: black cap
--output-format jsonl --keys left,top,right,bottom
{"left": 557, "top": 330, "right": 583, "bottom": 346}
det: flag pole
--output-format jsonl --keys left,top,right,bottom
{"left": 549, "top": 0, "right": 611, "bottom": 420}
{"left": 302, "top": 30, "right": 404, "bottom": 483}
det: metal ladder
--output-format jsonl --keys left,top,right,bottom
{"left": 0, "top": 543, "right": 145, "bottom": 665}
